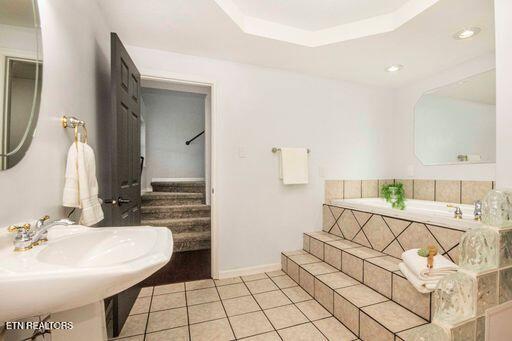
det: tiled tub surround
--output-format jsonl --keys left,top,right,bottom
{"left": 325, "top": 179, "right": 494, "bottom": 205}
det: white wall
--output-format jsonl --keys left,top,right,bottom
{"left": 0, "top": 0, "right": 111, "bottom": 225}
{"left": 495, "top": 0, "right": 512, "bottom": 189}
{"left": 142, "top": 88, "right": 206, "bottom": 180}
{"left": 392, "top": 54, "right": 496, "bottom": 180}
{"left": 128, "top": 45, "right": 395, "bottom": 273}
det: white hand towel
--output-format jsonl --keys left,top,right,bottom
{"left": 63, "top": 142, "right": 104, "bottom": 226}
{"left": 279, "top": 148, "right": 308, "bottom": 185}
{"left": 399, "top": 262, "right": 438, "bottom": 294}
{"left": 402, "top": 249, "right": 458, "bottom": 281}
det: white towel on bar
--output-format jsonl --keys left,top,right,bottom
{"left": 63, "top": 142, "right": 104, "bottom": 226}
{"left": 402, "top": 249, "right": 458, "bottom": 281}
{"left": 399, "top": 262, "right": 438, "bottom": 294}
{"left": 279, "top": 148, "right": 308, "bottom": 185}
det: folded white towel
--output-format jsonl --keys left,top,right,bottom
{"left": 399, "top": 262, "right": 438, "bottom": 293}
{"left": 63, "top": 142, "right": 104, "bottom": 226}
{"left": 279, "top": 148, "right": 308, "bottom": 185}
{"left": 402, "top": 249, "right": 458, "bottom": 281}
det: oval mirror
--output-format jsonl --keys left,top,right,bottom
{"left": 0, "top": 0, "right": 43, "bottom": 170}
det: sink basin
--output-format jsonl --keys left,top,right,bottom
{"left": 0, "top": 225, "right": 173, "bottom": 321}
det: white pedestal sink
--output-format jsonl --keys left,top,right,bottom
{"left": 0, "top": 224, "right": 173, "bottom": 324}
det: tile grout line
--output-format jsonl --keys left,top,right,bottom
{"left": 212, "top": 283, "right": 238, "bottom": 341}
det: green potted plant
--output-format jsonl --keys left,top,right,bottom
{"left": 381, "top": 182, "right": 406, "bottom": 210}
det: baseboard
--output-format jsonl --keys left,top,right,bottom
{"left": 216, "top": 263, "right": 281, "bottom": 279}
{"left": 152, "top": 177, "right": 205, "bottom": 182}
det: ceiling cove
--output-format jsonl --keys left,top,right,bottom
{"left": 213, "top": 0, "right": 441, "bottom": 47}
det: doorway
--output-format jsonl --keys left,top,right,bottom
{"left": 138, "top": 78, "right": 213, "bottom": 285}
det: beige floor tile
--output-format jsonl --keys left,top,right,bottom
{"left": 267, "top": 270, "right": 286, "bottom": 277}
{"left": 336, "top": 284, "right": 388, "bottom": 307}
{"left": 239, "top": 331, "right": 281, "bottom": 340}
{"left": 341, "top": 252, "right": 363, "bottom": 282}
{"left": 188, "top": 301, "right": 227, "bottom": 324}
{"left": 215, "top": 277, "right": 242, "bottom": 287}
{"left": 112, "top": 336, "right": 144, "bottom": 341}
{"left": 317, "top": 272, "right": 359, "bottom": 289}
{"left": 278, "top": 323, "right": 327, "bottom": 341}
{"left": 138, "top": 287, "right": 153, "bottom": 298}
{"left": 301, "top": 262, "right": 338, "bottom": 276}
{"left": 217, "top": 283, "right": 250, "bottom": 299}
{"left": 295, "top": 300, "right": 331, "bottom": 321}
{"left": 299, "top": 268, "right": 315, "bottom": 296}
{"left": 254, "top": 290, "right": 292, "bottom": 309}
{"left": 289, "top": 254, "right": 322, "bottom": 265}
{"left": 189, "top": 318, "right": 234, "bottom": 341}
{"left": 147, "top": 307, "right": 188, "bottom": 333}
{"left": 271, "top": 275, "right": 297, "bottom": 289}
{"left": 129, "top": 297, "right": 151, "bottom": 315}
{"left": 222, "top": 295, "right": 261, "bottom": 316}
{"left": 229, "top": 311, "right": 273, "bottom": 339}
{"left": 282, "top": 286, "right": 312, "bottom": 303}
{"left": 326, "top": 239, "right": 361, "bottom": 250}
{"left": 151, "top": 292, "right": 186, "bottom": 311}
{"left": 344, "top": 246, "right": 385, "bottom": 259}
{"left": 359, "top": 312, "right": 394, "bottom": 341}
{"left": 282, "top": 249, "right": 307, "bottom": 256}
{"left": 186, "top": 287, "right": 220, "bottom": 305}
{"left": 366, "top": 255, "right": 400, "bottom": 271}
{"left": 242, "top": 273, "right": 268, "bottom": 282}
{"left": 154, "top": 282, "right": 185, "bottom": 295}
{"left": 362, "top": 301, "right": 426, "bottom": 333}
{"left": 313, "top": 317, "right": 356, "bottom": 341}
{"left": 117, "top": 314, "right": 147, "bottom": 338}
{"left": 186, "top": 279, "right": 215, "bottom": 291}
{"left": 264, "top": 304, "right": 308, "bottom": 330}
{"left": 333, "top": 293, "right": 359, "bottom": 335}
{"left": 145, "top": 326, "right": 189, "bottom": 341}
{"left": 314, "top": 279, "right": 334, "bottom": 313}
{"left": 246, "top": 278, "right": 279, "bottom": 294}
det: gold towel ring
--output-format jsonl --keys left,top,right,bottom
{"left": 74, "top": 124, "right": 88, "bottom": 144}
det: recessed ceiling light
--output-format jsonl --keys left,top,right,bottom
{"left": 453, "top": 27, "right": 481, "bottom": 40}
{"left": 386, "top": 64, "right": 403, "bottom": 73}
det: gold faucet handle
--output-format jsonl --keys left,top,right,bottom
{"left": 39, "top": 215, "right": 50, "bottom": 222}
{"left": 8, "top": 223, "right": 31, "bottom": 233}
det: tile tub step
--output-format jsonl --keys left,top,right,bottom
{"left": 142, "top": 192, "right": 204, "bottom": 206}
{"left": 141, "top": 217, "right": 211, "bottom": 234}
{"left": 302, "top": 230, "right": 433, "bottom": 321}
{"left": 281, "top": 249, "right": 429, "bottom": 340}
{"left": 141, "top": 205, "right": 211, "bottom": 219}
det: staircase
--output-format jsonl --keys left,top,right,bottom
{"left": 142, "top": 181, "right": 211, "bottom": 252}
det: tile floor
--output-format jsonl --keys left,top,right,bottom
{"left": 112, "top": 271, "right": 359, "bottom": 341}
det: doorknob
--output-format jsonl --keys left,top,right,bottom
{"left": 102, "top": 197, "right": 131, "bottom": 206}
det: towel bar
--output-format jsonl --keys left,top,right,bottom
{"left": 272, "top": 147, "right": 310, "bottom": 153}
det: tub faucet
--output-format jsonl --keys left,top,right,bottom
{"left": 447, "top": 204, "right": 463, "bottom": 219}
{"left": 474, "top": 200, "right": 482, "bottom": 221}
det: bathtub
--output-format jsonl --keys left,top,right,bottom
{"left": 331, "top": 198, "right": 481, "bottom": 231}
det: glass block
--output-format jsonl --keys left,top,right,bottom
{"left": 459, "top": 227, "right": 498, "bottom": 272}
{"left": 433, "top": 272, "right": 476, "bottom": 325}
{"left": 410, "top": 324, "right": 448, "bottom": 341}
{"left": 482, "top": 190, "right": 512, "bottom": 227}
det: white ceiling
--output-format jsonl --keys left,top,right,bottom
{"left": 98, "top": 0, "right": 495, "bottom": 88}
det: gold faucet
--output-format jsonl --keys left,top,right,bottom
{"left": 447, "top": 204, "right": 463, "bottom": 219}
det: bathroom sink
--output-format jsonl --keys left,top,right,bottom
{"left": 0, "top": 225, "right": 172, "bottom": 321}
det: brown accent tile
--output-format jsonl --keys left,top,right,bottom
{"left": 299, "top": 268, "right": 315, "bottom": 296}
{"left": 272, "top": 275, "right": 297, "bottom": 289}
{"left": 398, "top": 222, "right": 443, "bottom": 252}
{"left": 337, "top": 210, "right": 360, "bottom": 240}
{"left": 477, "top": 271, "right": 498, "bottom": 315}
{"left": 344, "top": 180, "right": 362, "bottom": 199}
{"left": 254, "top": 290, "right": 292, "bottom": 309}
{"left": 186, "top": 279, "right": 215, "bottom": 291}
{"left": 222, "top": 295, "right": 260, "bottom": 317}
{"left": 278, "top": 323, "right": 326, "bottom": 341}
{"left": 324, "top": 244, "right": 342, "bottom": 270}
{"left": 147, "top": 307, "right": 188, "bottom": 333}
{"left": 341, "top": 251, "right": 363, "bottom": 281}
{"left": 295, "top": 300, "right": 331, "bottom": 321}
{"left": 187, "top": 301, "right": 226, "bottom": 324}
{"left": 186, "top": 287, "right": 220, "bottom": 305}
{"left": 359, "top": 312, "right": 394, "bottom": 341}
{"left": 229, "top": 311, "right": 273, "bottom": 339}
{"left": 118, "top": 313, "right": 148, "bottom": 338}
{"left": 333, "top": 293, "right": 360, "bottom": 335}
{"left": 309, "top": 238, "right": 324, "bottom": 260}
{"left": 362, "top": 301, "right": 426, "bottom": 333}
{"left": 378, "top": 179, "right": 395, "bottom": 198}
{"left": 138, "top": 287, "right": 153, "bottom": 298}
{"left": 314, "top": 278, "right": 334, "bottom": 313}
{"left": 396, "top": 179, "right": 413, "bottom": 199}
{"left": 461, "top": 181, "right": 493, "bottom": 204}
{"left": 363, "top": 261, "right": 392, "bottom": 298}
{"left": 392, "top": 273, "right": 431, "bottom": 320}
{"left": 325, "top": 180, "right": 343, "bottom": 203}
{"left": 215, "top": 277, "right": 242, "bottom": 287}
{"left": 301, "top": 262, "right": 337, "bottom": 276}
{"left": 217, "top": 283, "right": 250, "bottom": 299}
{"left": 323, "top": 205, "right": 336, "bottom": 232}
{"left": 189, "top": 318, "right": 234, "bottom": 341}
{"left": 317, "top": 271, "right": 359, "bottom": 289}
{"left": 313, "top": 317, "right": 356, "bottom": 341}
{"left": 413, "top": 180, "right": 435, "bottom": 200}
{"left": 282, "top": 286, "right": 312, "bottom": 303}
{"left": 130, "top": 297, "right": 151, "bottom": 315}
{"left": 451, "top": 319, "right": 476, "bottom": 341}
{"left": 362, "top": 180, "right": 379, "bottom": 198}
{"left": 242, "top": 273, "right": 268, "bottom": 282}
{"left": 145, "top": 326, "right": 189, "bottom": 341}
{"left": 363, "top": 215, "right": 395, "bottom": 251}
{"left": 246, "top": 278, "right": 279, "bottom": 294}
{"left": 265, "top": 304, "right": 308, "bottom": 330}
{"left": 151, "top": 292, "right": 186, "bottom": 311}
{"left": 435, "top": 180, "right": 461, "bottom": 203}
{"left": 303, "top": 234, "right": 310, "bottom": 252}
{"left": 353, "top": 211, "right": 372, "bottom": 227}
{"left": 153, "top": 282, "right": 184, "bottom": 295}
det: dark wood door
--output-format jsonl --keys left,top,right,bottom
{"left": 108, "top": 33, "right": 142, "bottom": 338}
